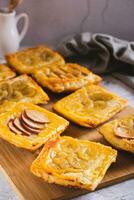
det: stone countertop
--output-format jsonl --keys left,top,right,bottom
{"left": 0, "top": 75, "right": 134, "bottom": 200}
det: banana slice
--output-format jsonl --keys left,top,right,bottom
{"left": 21, "top": 86, "right": 36, "bottom": 97}
{"left": 0, "top": 83, "right": 13, "bottom": 100}
{"left": 90, "top": 92, "right": 113, "bottom": 101}
{"left": 11, "top": 90, "right": 23, "bottom": 100}
{"left": 12, "top": 80, "right": 27, "bottom": 90}
{"left": 12, "top": 80, "right": 36, "bottom": 97}
{"left": 0, "top": 90, "right": 8, "bottom": 100}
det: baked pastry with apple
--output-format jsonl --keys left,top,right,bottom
{"left": 32, "top": 63, "right": 101, "bottom": 93}
{"left": 0, "top": 102, "right": 69, "bottom": 150}
{"left": 99, "top": 114, "right": 134, "bottom": 153}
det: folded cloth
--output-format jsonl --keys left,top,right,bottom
{"left": 113, "top": 73, "right": 134, "bottom": 90}
{"left": 57, "top": 33, "right": 134, "bottom": 88}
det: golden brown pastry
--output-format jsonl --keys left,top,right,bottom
{"left": 0, "top": 101, "right": 16, "bottom": 115}
{"left": 0, "top": 102, "right": 69, "bottom": 150}
{"left": 99, "top": 114, "right": 134, "bottom": 153}
{"left": 32, "top": 63, "right": 101, "bottom": 93}
{"left": 0, "top": 74, "right": 49, "bottom": 105}
{"left": 0, "top": 64, "right": 16, "bottom": 81}
{"left": 5, "top": 45, "right": 65, "bottom": 74}
{"left": 53, "top": 84, "right": 128, "bottom": 127}
{"left": 31, "top": 136, "right": 117, "bottom": 190}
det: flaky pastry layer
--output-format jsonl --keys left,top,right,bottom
{"left": 0, "top": 103, "right": 69, "bottom": 150}
{"left": 32, "top": 63, "right": 101, "bottom": 93}
{"left": 0, "top": 74, "right": 49, "bottom": 105}
{"left": 31, "top": 136, "right": 117, "bottom": 190}
{"left": 0, "top": 64, "right": 16, "bottom": 81}
{"left": 5, "top": 45, "right": 65, "bottom": 74}
{"left": 53, "top": 84, "right": 127, "bottom": 127}
{"left": 99, "top": 114, "right": 134, "bottom": 153}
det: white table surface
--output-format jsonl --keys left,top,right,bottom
{"left": 0, "top": 75, "right": 134, "bottom": 200}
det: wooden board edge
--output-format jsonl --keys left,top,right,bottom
{"left": 54, "top": 173, "right": 134, "bottom": 200}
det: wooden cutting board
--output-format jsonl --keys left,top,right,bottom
{"left": 0, "top": 94, "right": 134, "bottom": 200}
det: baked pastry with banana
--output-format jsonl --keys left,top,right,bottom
{"left": 0, "top": 74, "right": 49, "bottom": 105}
{"left": 32, "top": 63, "right": 101, "bottom": 93}
{"left": 5, "top": 45, "right": 65, "bottom": 74}
{"left": 53, "top": 84, "right": 127, "bottom": 127}
{"left": 99, "top": 114, "right": 134, "bottom": 153}
{"left": 0, "top": 64, "right": 16, "bottom": 81}
{"left": 0, "top": 102, "right": 69, "bottom": 150}
{"left": 31, "top": 136, "right": 117, "bottom": 190}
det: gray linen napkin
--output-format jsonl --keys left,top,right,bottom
{"left": 57, "top": 33, "right": 134, "bottom": 88}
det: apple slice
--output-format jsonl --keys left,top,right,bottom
{"left": 114, "top": 126, "right": 134, "bottom": 139}
{"left": 21, "top": 112, "right": 45, "bottom": 130}
{"left": 24, "top": 110, "right": 50, "bottom": 124}
{"left": 20, "top": 117, "right": 40, "bottom": 134}
{"left": 8, "top": 119, "right": 22, "bottom": 135}
{"left": 13, "top": 117, "right": 31, "bottom": 136}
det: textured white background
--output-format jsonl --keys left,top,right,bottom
{"left": 1, "top": 0, "right": 134, "bottom": 46}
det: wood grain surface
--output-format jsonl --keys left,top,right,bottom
{"left": 0, "top": 94, "right": 134, "bottom": 200}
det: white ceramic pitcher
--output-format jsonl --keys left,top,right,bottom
{"left": 0, "top": 10, "right": 29, "bottom": 59}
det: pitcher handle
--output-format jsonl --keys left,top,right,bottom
{"left": 16, "top": 13, "right": 29, "bottom": 42}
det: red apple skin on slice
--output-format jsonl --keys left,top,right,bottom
{"left": 8, "top": 119, "right": 22, "bottom": 135}
{"left": 21, "top": 112, "right": 45, "bottom": 130}
{"left": 114, "top": 126, "right": 134, "bottom": 139}
{"left": 13, "top": 117, "right": 31, "bottom": 136}
{"left": 24, "top": 110, "right": 50, "bottom": 124}
{"left": 20, "top": 117, "right": 40, "bottom": 134}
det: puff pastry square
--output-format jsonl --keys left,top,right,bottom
{"left": 31, "top": 136, "right": 117, "bottom": 190}
{"left": 0, "top": 74, "right": 49, "bottom": 105}
{"left": 0, "top": 103, "right": 69, "bottom": 150}
{"left": 32, "top": 63, "right": 101, "bottom": 93}
{"left": 99, "top": 114, "right": 134, "bottom": 153}
{"left": 53, "top": 84, "right": 128, "bottom": 127}
{"left": 5, "top": 45, "right": 65, "bottom": 74}
{"left": 0, "top": 64, "right": 16, "bottom": 81}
